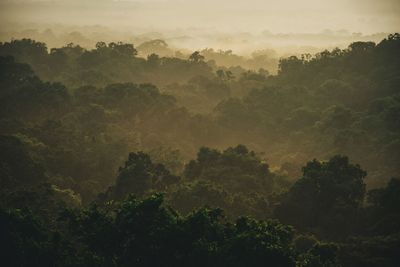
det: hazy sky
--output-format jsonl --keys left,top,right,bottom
{"left": 0, "top": 0, "right": 399, "bottom": 34}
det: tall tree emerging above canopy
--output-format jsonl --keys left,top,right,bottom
{"left": 184, "top": 145, "right": 275, "bottom": 195}
{"left": 111, "top": 152, "right": 180, "bottom": 199}
{"left": 189, "top": 51, "right": 205, "bottom": 63}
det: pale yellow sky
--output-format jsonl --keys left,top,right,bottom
{"left": 0, "top": 0, "right": 399, "bottom": 34}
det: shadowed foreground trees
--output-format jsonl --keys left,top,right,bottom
{"left": 276, "top": 155, "right": 366, "bottom": 238}
{"left": 1, "top": 146, "right": 399, "bottom": 266}
{"left": 1, "top": 194, "right": 340, "bottom": 267}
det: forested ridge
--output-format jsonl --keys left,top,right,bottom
{"left": 0, "top": 34, "right": 399, "bottom": 266}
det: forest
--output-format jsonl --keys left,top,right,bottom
{"left": 0, "top": 31, "right": 399, "bottom": 266}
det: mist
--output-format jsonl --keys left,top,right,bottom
{"left": 1, "top": 0, "right": 400, "bottom": 33}
{"left": 1, "top": 0, "right": 399, "bottom": 55}
{"left": 1, "top": 1, "right": 400, "bottom": 266}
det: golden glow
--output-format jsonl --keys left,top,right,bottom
{"left": 0, "top": 0, "right": 399, "bottom": 53}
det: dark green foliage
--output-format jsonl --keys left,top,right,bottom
{"left": 339, "top": 234, "right": 400, "bottom": 267}
{"left": 184, "top": 145, "right": 274, "bottom": 195}
{"left": 167, "top": 145, "right": 277, "bottom": 219}
{"left": 366, "top": 178, "right": 400, "bottom": 235}
{"left": 168, "top": 181, "right": 232, "bottom": 214}
{"left": 1, "top": 34, "right": 400, "bottom": 266}
{"left": 0, "top": 135, "right": 45, "bottom": 191}
{"left": 113, "top": 152, "right": 180, "bottom": 198}
{"left": 0, "top": 39, "right": 214, "bottom": 91}
{"left": 0, "top": 39, "right": 48, "bottom": 77}
{"left": 2, "top": 194, "right": 341, "bottom": 267}
{"left": 299, "top": 242, "right": 340, "bottom": 267}
{"left": 213, "top": 35, "right": 400, "bottom": 184}
{"left": 0, "top": 209, "right": 55, "bottom": 267}
{"left": 0, "top": 57, "right": 70, "bottom": 121}
{"left": 276, "top": 155, "right": 366, "bottom": 238}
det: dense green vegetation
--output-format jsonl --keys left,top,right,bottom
{"left": 0, "top": 34, "right": 399, "bottom": 266}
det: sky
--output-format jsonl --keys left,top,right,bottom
{"left": 0, "top": 0, "right": 399, "bottom": 34}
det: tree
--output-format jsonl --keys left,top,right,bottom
{"left": 184, "top": 145, "right": 274, "bottom": 195}
{"left": 146, "top": 53, "right": 161, "bottom": 68}
{"left": 348, "top": 41, "right": 376, "bottom": 53}
{"left": 112, "top": 152, "right": 179, "bottom": 199}
{"left": 108, "top": 42, "right": 138, "bottom": 57}
{"left": 61, "top": 194, "right": 332, "bottom": 267}
{"left": 276, "top": 155, "right": 366, "bottom": 238}
{"left": 189, "top": 51, "right": 205, "bottom": 63}
{"left": 0, "top": 135, "right": 45, "bottom": 192}
{"left": 367, "top": 178, "right": 400, "bottom": 235}
{"left": 0, "top": 208, "right": 56, "bottom": 266}
{"left": 137, "top": 39, "right": 172, "bottom": 56}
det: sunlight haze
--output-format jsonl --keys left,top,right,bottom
{"left": 0, "top": 0, "right": 399, "bottom": 33}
